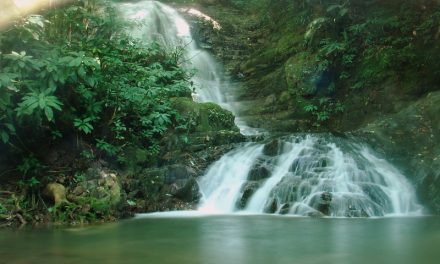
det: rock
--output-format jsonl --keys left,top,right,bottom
{"left": 171, "top": 97, "right": 238, "bottom": 133}
{"left": 236, "top": 181, "right": 260, "bottom": 209}
{"left": 263, "top": 140, "right": 280, "bottom": 156}
{"left": 44, "top": 183, "right": 68, "bottom": 206}
{"left": 166, "top": 164, "right": 196, "bottom": 184}
{"left": 307, "top": 211, "right": 325, "bottom": 218}
{"left": 264, "top": 94, "right": 277, "bottom": 107}
{"left": 285, "top": 52, "right": 330, "bottom": 98}
{"left": 248, "top": 158, "right": 272, "bottom": 181}
{"left": 68, "top": 168, "right": 121, "bottom": 207}
{"left": 279, "top": 203, "right": 291, "bottom": 215}
{"left": 170, "top": 178, "right": 200, "bottom": 202}
{"left": 317, "top": 191, "right": 332, "bottom": 215}
{"left": 264, "top": 198, "right": 278, "bottom": 213}
{"left": 304, "top": 17, "right": 331, "bottom": 48}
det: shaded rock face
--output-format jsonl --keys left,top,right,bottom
{"left": 122, "top": 164, "right": 199, "bottom": 211}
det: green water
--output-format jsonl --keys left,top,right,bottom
{"left": 1, "top": 215, "right": 439, "bottom": 264}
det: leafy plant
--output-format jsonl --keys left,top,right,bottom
{"left": 74, "top": 117, "right": 94, "bottom": 134}
{"left": 303, "top": 97, "right": 345, "bottom": 126}
{"left": 16, "top": 90, "right": 63, "bottom": 121}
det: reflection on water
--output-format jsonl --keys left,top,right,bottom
{"left": 1, "top": 216, "right": 440, "bottom": 264}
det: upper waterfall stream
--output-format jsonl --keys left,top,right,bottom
{"left": 117, "top": 0, "right": 423, "bottom": 217}
{"left": 117, "top": 0, "right": 259, "bottom": 135}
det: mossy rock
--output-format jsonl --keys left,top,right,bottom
{"left": 172, "top": 97, "right": 239, "bottom": 132}
{"left": 285, "top": 52, "right": 320, "bottom": 97}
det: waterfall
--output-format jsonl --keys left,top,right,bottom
{"left": 116, "top": 0, "right": 259, "bottom": 135}
{"left": 117, "top": 1, "right": 423, "bottom": 217}
{"left": 199, "top": 135, "right": 423, "bottom": 217}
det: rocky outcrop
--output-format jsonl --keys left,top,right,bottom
{"left": 118, "top": 97, "right": 246, "bottom": 214}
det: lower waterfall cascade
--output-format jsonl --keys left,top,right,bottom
{"left": 117, "top": 0, "right": 424, "bottom": 217}
{"left": 198, "top": 135, "right": 423, "bottom": 217}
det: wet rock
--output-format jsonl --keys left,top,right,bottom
{"left": 263, "top": 140, "right": 280, "bottom": 156}
{"left": 264, "top": 198, "right": 278, "bottom": 214}
{"left": 236, "top": 181, "right": 260, "bottom": 209}
{"left": 307, "top": 211, "right": 325, "bottom": 218}
{"left": 248, "top": 158, "right": 272, "bottom": 181}
{"left": 317, "top": 191, "right": 332, "bottom": 215}
{"left": 268, "top": 176, "right": 301, "bottom": 206}
{"left": 279, "top": 203, "right": 291, "bottom": 215}
{"left": 264, "top": 94, "right": 277, "bottom": 107}
{"left": 284, "top": 52, "right": 319, "bottom": 98}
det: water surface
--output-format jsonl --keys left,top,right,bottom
{"left": 1, "top": 216, "right": 439, "bottom": 264}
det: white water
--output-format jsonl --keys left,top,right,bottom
{"left": 118, "top": 1, "right": 423, "bottom": 217}
{"left": 117, "top": 0, "right": 259, "bottom": 135}
{"left": 198, "top": 135, "right": 423, "bottom": 217}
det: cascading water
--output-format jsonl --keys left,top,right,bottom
{"left": 198, "top": 135, "right": 423, "bottom": 217}
{"left": 118, "top": 1, "right": 423, "bottom": 217}
{"left": 117, "top": 0, "right": 259, "bottom": 135}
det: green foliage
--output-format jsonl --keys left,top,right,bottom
{"left": 48, "top": 196, "right": 112, "bottom": 224}
{"left": 74, "top": 117, "right": 94, "bottom": 134}
{"left": 208, "top": 107, "right": 235, "bottom": 130}
{"left": 16, "top": 90, "right": 63, "bottom": 121}
{"left": 0, "top": 0, "right": 191, "bottom": 158}
{"left": 96, "top": 139, "right": 118, "bottom": 157}
{"left": 0, "top": 0, "right": 193, "bottom": 224}
{"left": 303, "top": 97, "right": 345, "bottom": 126}
{"left": 298, "top": 0, "right": 440, "bottom": 93}
{"left": 0, "top": 202, "right": 6, "bottom": 215}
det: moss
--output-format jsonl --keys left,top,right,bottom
{"left": 285, "top": 51, "right": 320, "bottom": 97}
{"left": 172, "top": 97, "right": 238, "bottom": 132}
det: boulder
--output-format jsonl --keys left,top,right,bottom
{"left": 248, "top": 158, "right": 272, "bottom": 181}
{"left": 236, "top": 181, "right": 260, "bottom": 209}
{"left": 171, "top": 97, "right": 239, "bottom": 133}
{"left": 262, "top": 139, "right": 280, "bottom": 156}
{"left": 317, "top": 191, "right": 332, "bottom": 215}
{"left": 44, "top": 183, "right": 68, "bottom": 206}
{"left": 68, "top": 169, "right": 121, "bottom": 207}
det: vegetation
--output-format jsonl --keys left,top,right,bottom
{"left": 0, "top": 0, "right": 193, "bottom": 225}
{"left": 233, "top": 0, "right": 440, "bottom": 129}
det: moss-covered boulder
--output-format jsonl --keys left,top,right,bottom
{"left": 68, "top": 168, "right": 121, "bottom": 207}
{"left": 172, "top": 97, "right": 239, "bottom": 132}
